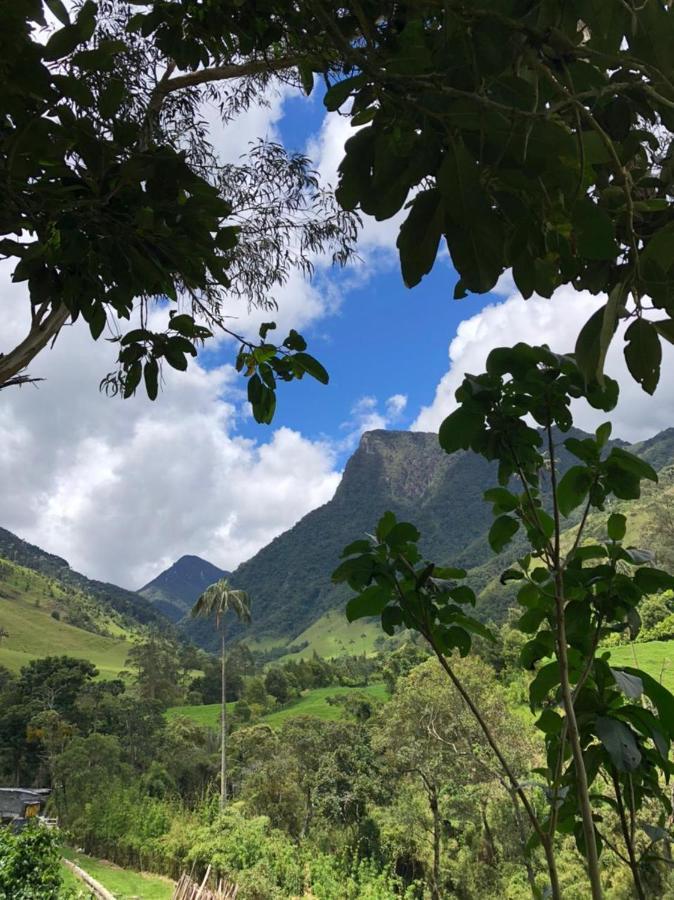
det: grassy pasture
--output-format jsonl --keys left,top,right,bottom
{"left": 167, "top": 682, "right": 388, "bottom": 729}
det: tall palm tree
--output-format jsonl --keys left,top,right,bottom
{"left": 191, "top": 579, "right": 251, "bottom": 810}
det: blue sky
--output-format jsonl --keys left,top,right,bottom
{"left": 213, "top": 89, "right": 494, "bottom": 460}
{"left": 2, "top": 82, "right": 672, "bottom": 585}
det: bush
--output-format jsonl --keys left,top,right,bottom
{"left": 0, "top": 824, "right": 63, "bottom": 900}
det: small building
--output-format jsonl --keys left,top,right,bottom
{"left": 0, "top": 788, "right": 50, "bottom": 828}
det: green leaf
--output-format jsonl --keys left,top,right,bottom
{"left": 500, "top": 567, "right": 524, "bottom": 585}
{"left": 595, "top": 717, "right": 641, "bottom": 772}
{"left": 376, "top": 511, "right": 397, "bottom": 541}
{"left": 324, "top": 75, "right": 365, "bottom": 111}
{"left": 293, "top": 352, "right": 329, "bottom": 384}
{"left": 345, "top": 585, "right": 389, "bottom": 622}
{"left": 610, "top": 668, "right": 643, "bottom": 700}
{"left": 332, "top": 555, "right": 374, "bottom": 590}
{"left": 608, "top": 447, "right": 658, "bottom": 483}
{"left": 535, "top": 708, "right": 563, "bottom": 735}
{"left": 437, "top": 140, "right": 504, "bottom": 293}
{"left": 144, "top": 358, "right": 158, "bottom": 401}
{"left": 488, "top": 515, "right": 519, "bottom": 553}
{"left": 397, "top": 189, "right": 444, "bottom": 288}
{"left": 341, "top": 539, "right": 373, "bottom": 558}
{"left": 572, "top": 198, "right": 617, "bottom": 260}
{"left": 385, "top": 522, "right": 420, "bottom": 548}
{"left": 624, "top": 318, "right": 662, "bottom": 394}
{"left": 654, "top": 318, "right": 674, "bottom": 345}
{"left": 43, "top": 24, "right": 86, "bottom": 60}
{"left": 439, "top": 405, "right": 483, "bottom": 454}
{"left": 620, "top": 667, "right": 674, "bottom": 740}
{"left": 45, "top": 0, "right": 71, "bottom": 25}
{"left": 529, "top": 660, "right": 560, "bottom": 708}
{"left": 595, "top": 422, "right": 612, "bottom": 448}
{"left": 557, "top": 465, "right": 594, "bottom": 516}
{"left": 484, "top": 487, "right": 519, "bottom": 513}
{"left": 607, "top": 513, "right": 626, "bottom": 541}
{"left": 634, "top": 567, "right": 674, "bottom": 594}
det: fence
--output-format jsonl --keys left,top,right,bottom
{"left": 172, "top": 867, "right": 238, "bottom": 900}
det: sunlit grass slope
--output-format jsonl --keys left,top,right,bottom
{"left": 608, "top": 640, "right": 674, "bottom": 693}
{"left": 62, "top": 848, "right": 173, "bottom": 900}
{"left": 0, "top": 558, "right": 134, "bottom": 676}
{"left": 168, "top": 682, "right": 388, "bottom": 730}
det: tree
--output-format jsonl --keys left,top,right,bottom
{"left": 375, "top": 657, "right": 537, "bottom": 899}
{"left": 315, "top": 1, "right": 674, "bottom": 396}
{"left": 1, "top": 0, "right": 356, "bottom": 412}
{"left": 337, "top": 347, "right": 674, "bottom": 900}
{"left": 125, "top": 636, "right": 182, "bottom": 707}
{"left": 191, "top": 578, "right": 251, "bottom": 810}
{"left": 264, "top": 667, "right": 290, "bottom": 705}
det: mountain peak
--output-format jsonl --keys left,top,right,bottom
{"left": 139, "top": 555, "right": 229, "bottom": 622}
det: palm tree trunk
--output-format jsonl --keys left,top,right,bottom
{"left": 221, "top": 625, "right": 227, "bottom": 811}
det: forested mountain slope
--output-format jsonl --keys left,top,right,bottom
{"left": 139, "top": 555, "right": 229, "bottom": 622}
{"left": 180, "top": 427, "right": 674, "bottom": 649}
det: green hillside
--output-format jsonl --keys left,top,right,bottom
{"left": 0, "top": 526, "right": 169, "bottom": 631}
{"left": 608, "top": 641, "right": 674, "bottom": 693}
{"left": 0, "top": 558, "right": 137, "bottom": 677}
{"left": 167, "top": 682, "right": 388, "bottom": 729}
{"left": 178, "top": 427, "right": 674, "bottom": 650}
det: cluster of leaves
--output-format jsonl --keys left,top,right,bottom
{"left": 317, "top": 0, "right": 674, "bottom": 393}
{"left": 336, "top": 343, "right": 674, "bottom": 897}
{"left": 2, "top": 0, "right": 357, "bottom": 406}
{"left": 0, "top": 823, "right": 63, "bottom": 900}
{"left": 236, "top": 322, "right": 328, "bottom": 424}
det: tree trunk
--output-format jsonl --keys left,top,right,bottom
{"left": 430, "top": 783, "right": 441, "bottom": 900}
{"left": 220, "top": 625, "right": 227, "bottom": 811}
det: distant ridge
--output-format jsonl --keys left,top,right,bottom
{"left": 139, "top": 555, "right": 229, "bottom": 622}
{"left": 0, "top": 526, "right": 169, "bottom": 630}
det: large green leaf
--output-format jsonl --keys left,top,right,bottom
{"left": 488, "top": 515, "right": 520, "bottom": 553}
{"left": 345, "top": 585, "right": 390, "bottom": 622}
{"left": 624, "top": 318, "right": 662, "bottom": 394}
{"left": 397, "top": 189, "right": 444, "bottom": 288}
{"left": 595, "top": 716, "right": 641, "bottom": 772}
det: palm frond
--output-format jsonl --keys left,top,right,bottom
{"left": 190, "top": 578, "right": 251, "bottom": 627}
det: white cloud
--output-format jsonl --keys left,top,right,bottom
{"left": 339, "top": 392, "right": 408, "bottom": 451}
{"left": 412, "top": 286, "right": 674, "bottom": 442}
{"left": 0, "top": 265, "right": 340, "bottom": 589}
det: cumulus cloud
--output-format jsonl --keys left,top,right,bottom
{"left": 0, "top": 269, "right": 340, "bottom": 589}
{"left": 412, "top": 286, "right": 674, "bottom": 442}
{"left": 339, "top": 392, "right": 408, "bottom": 451}
{"left": 0, "top": 90, "right": 358, "bottom": 589}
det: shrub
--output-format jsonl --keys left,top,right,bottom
{"left": 0, "top": 824, "right": 63, "bottom": 900}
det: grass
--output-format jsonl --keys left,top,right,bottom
{"left": 277, "top": 608, "right": 384, "bottom": 662}
{"left": 167, "top": 682, "right": 389, "bottom": 729}
{"left": 62, "top": 848, "right": 173, "bottom": 900}
{"left": 608, "top": 640, "right": 674, "bottom": 693}
{"left": 0, "top": 559, "right": 134, "bottom": 677}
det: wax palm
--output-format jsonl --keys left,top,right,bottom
{"left": 191, "top": 579, "right": 251, "bottom": 810}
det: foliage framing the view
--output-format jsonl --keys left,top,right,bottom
{"left": 1, "top": 0, "right": 357, "bottom": 414}
{"left": 336, "top": 345, "right": 674, "bottom": 900}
